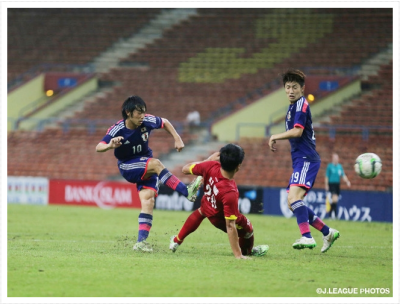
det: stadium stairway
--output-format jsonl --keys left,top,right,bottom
{"left": 357, "top": 43, "right": 393, "bottom": 82}
{"left": 45, "top": 87, "right": 116, "bottom": 127}
{"left": 7, "top": 8, "right": 162, "bottom": 82}
{"left": 92, "top": 8, "right": 198, "bottom": 73}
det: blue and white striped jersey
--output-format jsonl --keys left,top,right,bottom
{"left": 100, "top": 114, "right": 163, "bottom": 161}
{"left": 285, "top": 96, "right": 320, "bottom": 162}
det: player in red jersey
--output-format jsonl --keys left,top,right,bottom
{"left": 169, "top": 144, "right": 269, "bottom": 259}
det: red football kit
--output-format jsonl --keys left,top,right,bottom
{"left": 191, "top": 161, "right": 252, "bottom": 235}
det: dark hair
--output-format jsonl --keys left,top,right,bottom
{"left": 281, "top": 69, "right": 306, "bottom": 87}
{"left": 121, "top": 96, "right": 147, "bottom": 120}
{"left": 219, "top": 144, "right": 245, "bottom": 172}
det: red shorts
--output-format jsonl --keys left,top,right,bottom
{"left": 207, "top": 213, "right": 253, "bottom": 237}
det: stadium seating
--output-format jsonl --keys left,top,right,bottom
{"left": 7, "top": 9, "right": 393, "bottom": 192}
{"left": 7, "top": 8, "right": 161, "bottom": 81}
{"left": 7, "top": 127, "right": 196, "bottom": 181}
{"left": 82, "top": 8, "right": 392, "bottom": 125}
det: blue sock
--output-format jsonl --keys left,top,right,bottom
{"left": 138, "top": 213, "right": 153, "bottom": 242}
{"left": 159, "top": 168, "right": 188, "bottom": 197}
{"left": 307, "top": 207, "right": 330, "bottom": 236}
{"left": 291, "top": 200, "right": 312, "bottom": 238}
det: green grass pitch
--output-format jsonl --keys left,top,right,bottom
{"left": 7, "top": 204, "right": 393, "bottom": 298}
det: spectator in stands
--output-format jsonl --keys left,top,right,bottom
{"left": 96, "top": 96, "right": 202, "bottom": 253}
{"left": 186, "top": 110, "right": 201, "bottom": 130}
{"left": 325, "top": 153, "right": 351, "bottom": 219}
{"left": 169, "top": 144, "right": 269, "bottom": 259}
{"left": 268, "top": 69, "right": 340, "bottom": 253}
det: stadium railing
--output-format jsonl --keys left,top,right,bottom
{"left": 236, "top": 122, "right": 392, "bottom": 141}
{"left": 7, "top": 117, "right": 186, "bottom": 136}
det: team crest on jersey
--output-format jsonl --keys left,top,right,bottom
{"left": 141, "top": 127, "right": 147, "bottom": 132}
{"left": 141, "top": 132, "right": 149, "bottom": 142}
{"left": 287, "top": 111, "right": 291, "bottom": 121}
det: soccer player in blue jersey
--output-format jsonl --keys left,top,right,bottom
{"left": 268, "top": 69, "right": 340, "bottom": 253}
{"left": 96, "top": 95, "right": 202, "bottom": 252}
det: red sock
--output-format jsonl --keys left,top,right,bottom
{"left": 239, "top": 234, "right": 254, "bottom": 255}
{"left": 174, "top": 209, "right": 205, "bottom": 244}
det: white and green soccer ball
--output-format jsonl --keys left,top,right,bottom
{"left": 354, "top": 153, "right": 382, "bottom": 179}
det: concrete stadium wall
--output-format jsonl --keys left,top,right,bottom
{"left": 211, "top": 79, "right": 362, "bottom": 141}
{"left": 269, "top": 79, "right": 362, "bottom": 135}
{"left": 19, "top": 77, "right": 98, "bottom": 130}
{"left": 211, "top": 89, "right": 287, "bottom": 141}
{"left": 7, "top": 74, "right": 48, "bottom": 130}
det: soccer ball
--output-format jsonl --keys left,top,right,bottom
{"left": 354, "top": 153, "right": 382, "bottom": 179}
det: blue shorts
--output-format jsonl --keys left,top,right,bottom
{"left": 286, "top": 160, "right": 321, "bottom": 194}
{"left": 118, "top": 157, "right": 159, "bottom": 196}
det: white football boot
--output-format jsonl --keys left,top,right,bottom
{"left": 321, "top": 228, "right": 340, "bottom": 253}
{"left": 292, "top": 236, "right": 317, "bottom": 250}
{"left": 169, "top": 235, "right": 180, "bottom": 252}
{"left": 133, "top": 241, "right": 153, "bottom": 252}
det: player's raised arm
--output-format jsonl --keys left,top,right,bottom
{"left": 96, "top": 136, "right": 124, "bottom": 152}
{"left": 182, "top": 152, "right": 220, "bottom": 175}
{"left": 162, "top": 118, "right": 184, "bottom": 152}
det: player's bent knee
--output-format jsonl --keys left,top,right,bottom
{"left": 287, "top": 198, "right": 292, "bottom": 208}
{"left": 286, "top": 199, "right": 294, "bottom": 211}
{"left": 147, "top": 158, "right": 165, "bottom": 174}
{"left": 287, "top": 195, "right": 295, "bottom": 204}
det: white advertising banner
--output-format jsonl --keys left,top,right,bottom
{"left": 7, "top": 176, "right": 49, "bottom": 205}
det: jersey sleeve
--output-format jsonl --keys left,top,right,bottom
{"left": 100, "top": 120, "right": 123, "bottom": 144}
{"left": 294, "top": 98, "right": 309, "bottom": 129}
{"left": 340, "top": 164, "right": 345, "bottom": 177}
{"left": 221, "top": 191, "right": 240, "bottom": 220}
{"left": 143, "top": 114, "right": 164, "bottom": 130}
{"left": 190, "top": 161, "right": 216, "bottom": 176}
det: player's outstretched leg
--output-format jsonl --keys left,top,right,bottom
{"left": 158, "top": 167, "right": 202, "bottom": 202}
{"left": 186, "top": 176, "right": 203, "bottom": 201}
{"left": 169, "top": 209, "right": 205, "bottom": 252}
{"left": 306, "top": 206, "right": 340, "bottom": 253}
{"left": 321, "top": 228, "right": 340, "bottom": 253}
{"left": 169, "top": 235, "right": 180, "bottom": 252}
